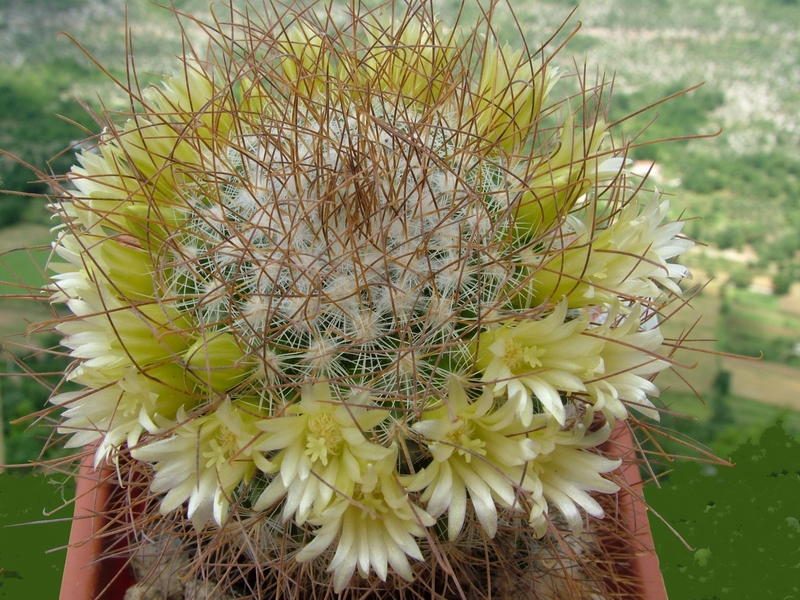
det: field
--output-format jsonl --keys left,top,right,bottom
{"left": 721, "top": 356, "right": 800, "bottom": 411}
{"left": 0, "top": 223, "right": 57, "bottom": 344}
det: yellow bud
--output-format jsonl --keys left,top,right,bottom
{"left": 156, "top": 65, "right": 234, "bottom": 138}
{"left": 469, "top": 41, "right": 557, "bottom": 153}
{"left": 108, "top": 303, "right": 192, "bottom": 366}
{"left": 513, "top": 245, "right": 594, "bottom": 309}
{"left": 186, "top": 332, "right": 253, "bottom": 392}
{"left": 514, "top": 118, "right": 608, "bottom": 237}
{"left": 370, "top": 18, "right": 454, "bottom": 106}
{"left": 142, "top": 363, "right": 198, "bottom": 415}
{"left": 237, "top": 76, "right": 271, "bottom": 117}
{"left": 278, "top": 21, "right": 329, "bottom": 98}
{"left": 117, "top": 203, "right": 183, "bottom": 250}
{"left": 99, "top": 239, "right": 155, "bottom": 300}
{"left": 118, "top": 119, "right": 202, "bottom": 196}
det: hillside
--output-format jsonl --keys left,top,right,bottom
{"left": 4, "top": 0, "right": 799, "bottom": 320}
{"left": 4, "top": 0, "right": 800, "bottom": 148}
{"left": 4, "top": 0, "right": 800, "bottom": 255}
{"left": 2, "top": 0, "right": 799, "bottom": 156}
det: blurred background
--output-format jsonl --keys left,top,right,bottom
{"left": 2, "top": 0, "right": 800, "bottom": 470}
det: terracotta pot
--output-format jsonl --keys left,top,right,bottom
{"left": 60, "top": 456, "right": 135, "bottom": 600}
{"left": 604, "top": 422, "right": 669, "bottom": 600}
{"left": 61, "top": 423, "right": 668, "bottom": 599}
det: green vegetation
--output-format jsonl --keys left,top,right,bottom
{"left": 610, "top": 82, "right": 725, "bottom": 163}
{"left": 647, "top": 423, "right": 800, "bottom": 599}
{"left": 0, "top": 470, "right": 73, "bottom": 598}
{"left": 0, "top": 63, "right": 98, "bottom": 227}
{"left": 1, "top": 336, "right": 75, "bottom": 468}
{"left": 718, "top": 287, "right": 800, "bottom": 367}
{"left": 0, "top": 245, "right": 51, "bottom": 297}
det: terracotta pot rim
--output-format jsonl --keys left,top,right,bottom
{"left": 60, "top": 456, "right": 135, "bottom": 600}
{"left": 608, "top": 422, "right": 669, "bottom": 600}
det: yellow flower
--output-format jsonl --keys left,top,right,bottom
{"left": 406, "top": 378, "right": 528, "bottom": 540}
{"left": 52, "top": 364, "right": 193, "bottom": 466}
{"left": 295, "top": 446, "right": 434, "bottom": 592}
{"left": 520, "top": 410, "right": 621, "bottom": 537}
{"left": 584, "top": 303, "right": 669, "bottom": 422}
{"left": 408, "top": 379, "right": 623, "bottom": 541}
{"left": 474, "top": 300, "right": 604, "bottom": 426}
{"left": 253, "top": 382, "right": 391, "bottom": 524}
{"left": 521, "top": 194, "right": 694, "bottom": 308}
{"left": 132, "top": 399, "right": 273, "bottom": 528}
{"left": 49, "top": 234, "right": 168, "bottom": 372}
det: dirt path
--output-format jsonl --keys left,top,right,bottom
{"left": 0, "top": 223, "right": 52, "bottom": 253}
{"left": 722, "top": 356, "right": 800, "bottom": 411}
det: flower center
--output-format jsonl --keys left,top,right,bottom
{"left": 503, "top": 340, "right": 545, "bottom": 371}
{"left": 524, "top": 346, "right": 546, "bottom": 369}
{"left": 305, "top": 413, "right": 343, "bottom": 466}
{"left": 502, "top": 339, "right": 526, "bottom": 370}
{"left": 353, "top": 483, "right": 388, "bottom": 520}
{"left": 204, "top": 423, "right": 239, "bottom": 469}
{"left": 446, "top": 421, "right": 486, "bottom": 463}
{"left": 118, "top": 392, "right": 141, "bottom": 418}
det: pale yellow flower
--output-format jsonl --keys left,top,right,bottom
{"left": 253, "top": 382, "right": 391, "bottom": 524}
{"left": 520, "top": 411, "right": 621, "bottom": 537}
{"left": 407, "top": 379, "right": 622, "bottom": 541}
{"left": 52, "top": 364, "right": 192, "bottom": 466}
{"left": 523, "top": 194, "right": 694, "bottom": 308}
{"left": 406, "top": 378, "right": 529, "bottom": 540}
{"left": 474, "top": 300, "right": 604, "bottom": 426}
{"left": 49, "top": 233, "right": 175, "bottom": 385}
{"left": 132, "top": 399, "right": 274, "bottom": 528}
{"left": 295, "top": 446, "right": 434, "bottom": 592}
{"left": 584, "top": 303, "right": 669, "bottom": 421}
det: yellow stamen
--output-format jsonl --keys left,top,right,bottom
{"left": 305, "top": 412, "right": 343, "bottom": 465}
